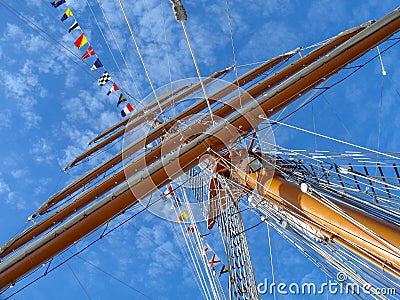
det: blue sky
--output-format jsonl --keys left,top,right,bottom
{"left": 0, "top": 0, "right": 400, "bottom": 299}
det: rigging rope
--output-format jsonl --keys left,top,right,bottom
{"left": 209, "top": 148, "right": 400, "bottom": 262}
{"left": 173, "top": 199, "right": 216, "bottom": 299}
{"left": 160, "top": 0, "right": 174, "bottom": 113}
{"left": 168, "top": 0, "right": 215, "bottom": 123}
{"left": 94, "top": 0, "right": 144, "bottom": 104}
{"left": 71, "top": 251, "right": 154, "bottom": 299}
{"left": 1, "top": 203, "right": 154, "bottom": 299}
{"left": 180, "top": 22, "right": 215, "bottom": 124}
{"left": 64, "top": 255, "right": 92, "bottom": 300}
{"left": 253, "top": 192, "right": 397, "bottom": 299}
{"left": 265, "top": 117, "right": 400, "bottom": 161}
{"left": 276, "top": 38, "right": 400, "bottom": 124}
{"left": 253, "top": 137, "right": 400, "bottom": 212}
{"left": 118, "top": 0, "right": 164, "bottom": 117}
{"left": 376, "top": 66, "right": 385, "bottom": 177}
{"left": 176, "top": 178, "right": 224, "bottom": 300}
{"left": 224, "top": 0, "right": 243, "bottom": 109}
{"left": 266, "top": 223, "right": 277, "bottom": 300}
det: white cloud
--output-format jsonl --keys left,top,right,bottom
{"left": 0, "top": 59, "right": 47, "bottom": 128}
{"left": 0, "top": 178, "right": 10, "bottom": 195}
{"left": 3, "top": 23, "right": 25, "bottom": 40}
{"left": 30, "top": 137, "right": 55, "bottom": 164}
{"left": 11, "top": 169, "right": 28, "bottom": 179}
{"left": 0, "top": 109, "right": 12, "bottom": 128}
{"left": 0, "top": 177, "right": 26, "bottom": 210}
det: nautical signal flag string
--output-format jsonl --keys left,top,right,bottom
{"left": 98, "top": 71, "right": 111, "bottom": 86}
{"left": 50, "top": 2, "right": 136, "bottom": 118}
{"left": 51, "top": 0, "right": 65, "bottom": 8}
{"left": 81, "top": 46, "right": 95, "bottom": 61}
{"left": 91, "top": 58, "right": 103, "bottom": 70}
{"left": 107, "top": 83, "right": 119, "bottom": 96}
{"left": 176, "top": 211, "right": 189, "bottom": 224}
{"left": 117, "top": 94, "right": 127, "bottom": 106}
{"left": 61, "top": 7, "right": 73, "bottom": 22}
{"left": 202, "top": 241, "right": 229, "bottom": 276}
{"left": 74, "top": 33, "right": 88, "bottom": 49}
{"left": 68, "top": 21, "right": 80, "bottom": 33}
{"left": 175, "top": 212, "right": 229, "bottom": 277}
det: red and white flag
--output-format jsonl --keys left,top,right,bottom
{"left": 81, "top": 46, "right": 95, "bottom": 60}
{"left": 186, "top": 226, "right": 195, "bottom": 236}
{"left": 107, "top": 83, "right": 119, "bottom": 96}
{"left": 208, "top": 254, "right": 221, "bottom": 269}
{"left": 121, "top": 103, "right": 134, "bottom": 117}
{"left": 163, "top": 185, "right": 175, "bottom": 199}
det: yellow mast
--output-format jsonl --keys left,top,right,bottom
{"left": 237, "top": 170, "right": 400, "bottom": 278}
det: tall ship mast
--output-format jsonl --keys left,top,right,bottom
{"left": 0, "top": 1, "right": 399, "bottom": 299}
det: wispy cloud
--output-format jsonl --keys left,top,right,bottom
{"left": 0, "top": 176, "right": 26, "bottom": 210}
{"left": 30, "top": 137, "right": 55, "bottom": 164}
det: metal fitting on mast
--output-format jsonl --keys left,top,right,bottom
{"left": 170, "top": 0, "right": 187, "bottom": 21}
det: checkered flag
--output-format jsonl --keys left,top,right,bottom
{"left": 98, "top": 71, "right": 111, "bottom": 86}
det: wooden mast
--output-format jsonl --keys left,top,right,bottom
{"left": 1, "top": 7, "right": 400, "bottom": 291}
{"left": 239, "top": 171, "right": 400, "bottom": 278}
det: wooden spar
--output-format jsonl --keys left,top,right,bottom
{"left": 87, "top": 83, "right": 193, "bottom": 146}
{"left": 37, "top": 22, "right": 367, "bottom": 217}
{"left": 33, "top": 25, "right": 348, "bottom": 218}
{"left": 33, "top": 50, "right": 296, "bottom": 218}
{"left": 65, "top": 22, "right": 368, "bottom": 172}
{"left": 1, "top": 51, "right": 298, "bottom": 257}
{"left": 1, "top": 8, "right": 400, "bottom": 290}
{"left": 64, "top": 67, "right": 232, "bottom": 170}
{"left": 254, "top": 186, "right": 400, "bottom": 279}
{"left": 0, "top": 13, "right": 392, "bottom": 260}
{"left": 87, "top": 68, "right": 230, "bottom": 147}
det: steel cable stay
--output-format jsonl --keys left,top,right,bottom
{"left": 118, "top": 0, "right": 165, "bottom": 120}
{"left": 266, "top": 118, "right": 400, "bottom": 161}
{"left": 84, "top": 0, "right": 134, "bottom": 102}
{"left": 63, "top": 254, "right": 92, "bottom": 300}
{"left": 1, "top": 204, "right": 152, "bottom": 299}
{"left": 160, "top": 0, "right": 174, "bottom": 100}
{"left": 141, "top": 0, "right": 167, "bottom": 76}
